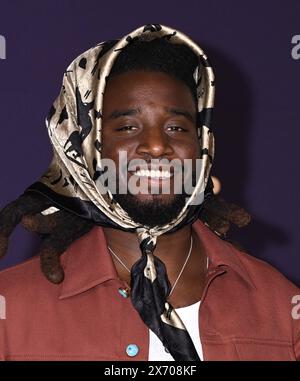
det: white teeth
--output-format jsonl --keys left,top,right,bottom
{"left": 133, "top": 169, "right": 172, "bottom": 179}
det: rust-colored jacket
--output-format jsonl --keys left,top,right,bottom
{"left": 0, "top": 221, "right": 299, "bottom": 360}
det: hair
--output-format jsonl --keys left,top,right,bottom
{"left": 108, "top": 38, "right": 199, "bottom": 103}
{"left": 0, "top": 38, "right": 251, "bottom": 283}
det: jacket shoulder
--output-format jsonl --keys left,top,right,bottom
{"left": 234, "top": 246, "right": 300, "bottom": 294}
{"left": 0, "top": 256, "right": 59, "bottom": 298}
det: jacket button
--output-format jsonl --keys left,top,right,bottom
{"left": 118, "top": 287, "right": 130, "bottom": 298}
{"left": 126, "top": 344, "right": 139, "bottom": 357}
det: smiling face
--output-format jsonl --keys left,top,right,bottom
{"left": 101, "top": 70, "right": 200, "bottom": 227}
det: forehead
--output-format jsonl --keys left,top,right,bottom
{"left": 103, "top": 71, "right": 196, "bottom": 111}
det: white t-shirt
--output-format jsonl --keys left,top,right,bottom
{"left": 148, "top": 300, "right": 203, "bottom": 361}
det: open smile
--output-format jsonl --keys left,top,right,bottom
{"left": 131, "top": 168, "right": 173, "bottom": 179}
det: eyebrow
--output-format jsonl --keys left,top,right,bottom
{"left": 107, "top": 106, "right": 195, "bottom": 122}
{"left": 108, "top": 108, "right": 141, "bottom": 120}
{"left": 166, "top": 107, "right": 195, "bottom": 123}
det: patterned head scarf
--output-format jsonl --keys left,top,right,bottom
{"left": 24, "top": 24, "right": 215, "bottom": 360}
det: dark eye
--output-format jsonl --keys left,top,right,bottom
{"left": 117, "top": 125, "right": 138, "bottom": 132}
{"left": 166, "top": 126, "right": 186, "bottom": 132}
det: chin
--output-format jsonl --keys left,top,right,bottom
{"left": 132, "top": 193, "right": 177, "bottom": 205}
{"left": 113, "top": 192, "right": 186, "bottom": 228}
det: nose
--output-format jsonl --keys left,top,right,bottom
{"left": 136, "top": 126, "right": 174, "bottom": 159}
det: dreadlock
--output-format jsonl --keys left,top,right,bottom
{"left": 0, "top": 38, "right": 251, "bottom": 283}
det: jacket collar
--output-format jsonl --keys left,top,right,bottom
{"left": 192, "top": 221, "right": 256, "bottom": 289}
{"left": 59, "top": 220, "right": 255, "bottom": 299}
{"left": 59, "top": 226, "right": 119, "bottom": 299}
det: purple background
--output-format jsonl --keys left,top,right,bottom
{"left": 0, "top": 0, "right": 299, "bottom": 286}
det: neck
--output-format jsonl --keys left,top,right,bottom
{"left": 103, "top": 223, "right": 207, "bottom": 291}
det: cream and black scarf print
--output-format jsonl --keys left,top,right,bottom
{"left": 24, "top": 24, "right": 215, "bottom": 361}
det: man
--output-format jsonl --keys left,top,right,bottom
{"left": 0, "top": 24, "right": 299, "bottom": 361}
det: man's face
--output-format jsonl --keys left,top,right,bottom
{"left": 101, "top": 70, "right": 200, "bottom": 227}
